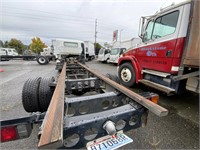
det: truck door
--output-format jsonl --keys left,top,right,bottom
{"left": 137, "top": 8, "right": 182, "bottom": 73}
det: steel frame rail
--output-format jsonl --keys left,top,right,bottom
{"left": 38, "top": 63, "right": 66, "bottom": 149}
{"left": 36, "top": 61, "right": 168, "bottom": 149}
{"left": 78, "top": 62, "right": 168, "bottom": 117}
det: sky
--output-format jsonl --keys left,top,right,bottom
{"left": 0, "top": 0, "right": 185, "bottom": 46}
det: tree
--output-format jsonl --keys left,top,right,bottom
{"left": 0, "top": 40, "right": 3, "bottom": 47}
{"left": 8, "top": 38, "right": 25, "bottom": 54}
{"left": 94, "top": 43, "right": 102, "bottom": 55}
{"left": 29, "top": 37, "right": 47, "bottom": 54}
{"left": 4, "top": 41, "right": 9, "bottom": 48}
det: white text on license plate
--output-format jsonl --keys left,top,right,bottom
{"left": 86, "top": 133, "right": 133, "bottom": 150}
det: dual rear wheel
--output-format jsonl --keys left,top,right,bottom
{"left": 22, "top": 77, "right": 55, "bottom": 112}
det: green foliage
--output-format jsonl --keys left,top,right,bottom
{"left": 7, "top": 39, "right": 25, "bottom": 54}
{"left": 4, "top": 41, "right": 9, "bottom": 48}
{"left": 0, "top": 40, "right": 3, "bottom": 47}
{"left": 29, "top": 37, "right": 47, "bottom": 54}
{"left": 94, "top": 43, "right": 102, "bottom": 55}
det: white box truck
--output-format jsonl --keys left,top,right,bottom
{"left": 52, "top": 39, "right": 84, "bottom": 59}
{"left": 84, "top": 41, "right": 95, "bottom": 61}
{"left": 52, "top": 39, "right": 85, "bottom": 71}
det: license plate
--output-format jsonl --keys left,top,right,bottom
{"left": 86, "top": 131, "right": 133, "bottom": 150}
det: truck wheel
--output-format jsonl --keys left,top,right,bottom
{"left": 106, "top": 73, "right": 120, "bottom": 84}
{"left": 38, "top": 77, "right": 55, "bottom": 112}
{"left": 118, "top": 62, "right": 136, "bottom": 87}
{"left": 46, "top": 57, "right": 49, "bottom": 64}
{"left": 106, "top": 58, "right": 110, "bottom": 63}
{"left": 37, "top": 56, "right": 48, "bottom": 65}
{"left": 22, "top": 77, "right": 41, "bottom": 112}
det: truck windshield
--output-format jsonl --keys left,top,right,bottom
{"left": 64, "top": 42, "right": 78, "bottom": 47}
{"left": 110, "top": 48, "right": 119, "bottom": 55}
{"left": 98, "top": 48, "right": 104, "bottom": 55}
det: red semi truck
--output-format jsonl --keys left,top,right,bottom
{"left": 118, "top": 0, "right": 199, "bottom": 95}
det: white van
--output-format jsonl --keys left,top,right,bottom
{"left": 52, "top": 39, "right": 84, "bottom": 60}
{"left": 97, "top": 48, "right": 110, "bottom": 63}
{"left": 108, "top": 48, "right": 126, "bottom": 64}
{"left": 3, "top": 48, "right": 18, "bottom": 56}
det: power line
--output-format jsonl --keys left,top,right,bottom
{"left": 1, "top": 10, "right": 95, "bottom": 23}
{"left": 3, "top": 5, "right": 130, "bottom": 32}
{"left": 3, "top": 6, "right": 95, "bottom": 21}
{"left": 2, "top": 13, "right": 95, "bottom": 26}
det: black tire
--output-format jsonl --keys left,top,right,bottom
{"left": 38, "top": 77, "right": 55, "bottom": 112}
{"left": 46, "top": 57, "right": 49, "bottom": 64}
{"left": 106, "top": 73, "right": 120, "bottom": 84}
{"left": 22, "top": 77, "right": 41, "bottom": 112}
{"left": 37, "top": 56, "right": 48, "bottom": 65}
{"left": 118, "top": 62, "right": 136, "bottom": 87}
{"left": 106, "top": 58, "right": 110, "bottom": 63}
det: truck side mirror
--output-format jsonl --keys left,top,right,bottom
{"left": 138, "top": 17, "right": 145, "bottom": 39}
{"left": 142, "top": 31, "right": 148, "bottom": 42}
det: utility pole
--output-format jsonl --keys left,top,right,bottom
{"left": 120, "top": 29, "right": 123, "bottom": 49}
{"left": 94, "top": 18, "right": 97, "bottom": 55}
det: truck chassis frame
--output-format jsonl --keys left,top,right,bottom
{"left": 0, "top": 60, "right": 168, "bottom": 149}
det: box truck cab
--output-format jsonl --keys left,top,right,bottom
{"left": 109, "top": 48, "right": 126, "bottom": 64}
{"left": 118, "top": 0, "right": 199, "bottom": 95}
{"left": 0, "top": 48, "right": 9, "bottom": 61}
{"left": 97, "top": 48, "right": 110, "bottom": 63}
{"left": 40, "top": 47, "right": 53, "bottom": 56}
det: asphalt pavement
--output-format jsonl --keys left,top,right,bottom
{"left": 0, "top": 59, "right": 199, "bottom": 149}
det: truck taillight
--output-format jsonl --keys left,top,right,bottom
{"left": 143, "top": 93, "right": 159, "bottom": 104}
{"left": 1, "top": 126, "right": 18, "bottom": 142}
{"left": 0, "top": 124, "right": 32, "bottom": 143}
{"left": 150, "top": 95, "right": 159, "bottom": 104}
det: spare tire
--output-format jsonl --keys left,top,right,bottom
{"left": 38, "top": 77, "right": 55, "bottom": 112}
{"left": 37, "top": 56, "right": 48, "bottom": 65}
{"left": 22, "top": 77, "right": 41, "bottom": 112}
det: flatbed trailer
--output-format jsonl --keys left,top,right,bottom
{"left": 0, "top": 55, "right": 55, "bottom": 65}
{"left": 0, "top": 59, "right": 168, "bottom": 149}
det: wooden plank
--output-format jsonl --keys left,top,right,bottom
{"left": 78, "top": 62, "right": 168, "bottom": 117}
{"left": 183, "top": 0, "right": 200, "bottom": 67}
{"left": 38, "top": 63, "right": 66, "bottom": 149}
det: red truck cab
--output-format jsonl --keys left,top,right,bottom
{"left": 118, "top": 0, "right": 199, "bottom": 95}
